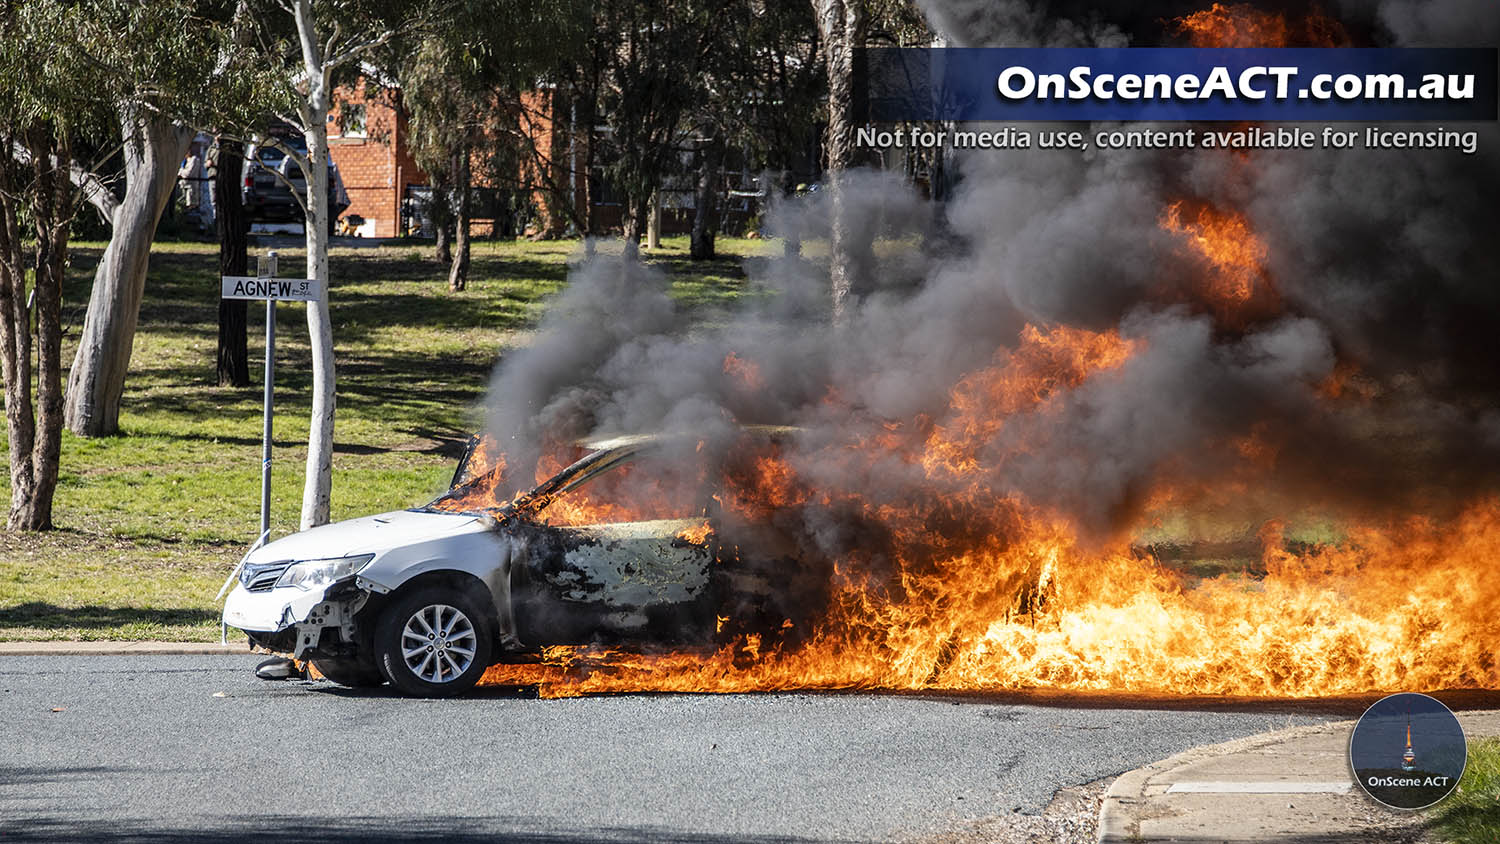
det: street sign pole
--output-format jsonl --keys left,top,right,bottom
{"left": 259, "top": 252, "right": 277, "bottom": 538}
{"left": 262, "top": 297, "right": 273, "bottom": 536}
{"left": 221, "top": 251, "right": 318, "bottom": 543}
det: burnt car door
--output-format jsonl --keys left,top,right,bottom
{"left": 512, "top": 518, "right": 715, "bottom": 645}
{"left": 506, "top": 442, "right": 719, "bottom": 646}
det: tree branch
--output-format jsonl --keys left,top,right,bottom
{"left": 325, "top": 28, "right": 398, "bottom": 71}
{"left": 252, "top": 133, "right": 311, "bottom": 214}
{"left": 292, "top": 0, "right": 323, "bottom": 87}
{"left": 10, "top": 141, "right": 120, "bottom": 227}
{"left": 322, "top": 19, "right": 342, "bottom": 70}
{"left": 70, "top": 162, "right": 120, "bottom": 227}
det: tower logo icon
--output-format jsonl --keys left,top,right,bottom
{"left": 1401, "top": 715, "right": 1416, "bottom": 772}
{"left": 1350, "top": 692, "right": 1466, "bottom": 810}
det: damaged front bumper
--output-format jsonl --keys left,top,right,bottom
{"left": 223, "top": 577, "right": 370, "bottom": 659}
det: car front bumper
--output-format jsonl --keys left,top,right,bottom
{"left": 223, "top": 578, "right": 368, "bottom": 658}
{"left": 223, "top": 581, "right": 334, "bottom": 632}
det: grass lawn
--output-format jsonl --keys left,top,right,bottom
{"left": 0, "top": 234, "right": 769, "bottom": 640}
{"left": 1428, "top": 737, "right": 1500, "bottom": 843}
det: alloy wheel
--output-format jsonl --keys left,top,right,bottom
{"left": 399, "top": 603, "right": 477, "bottom": 683}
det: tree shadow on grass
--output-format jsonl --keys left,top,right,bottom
{"left": 113, "top": 243, "right": 749, "bottom": 347}
{"left": 0, "top": 603, "right": 219, "bottom": 630}
{"left": 107, "top": 352, "right": 490, "bottom": 425}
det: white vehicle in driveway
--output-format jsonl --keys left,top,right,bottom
{"left": 221, "top": 431, "right": 792, "bottom": 697}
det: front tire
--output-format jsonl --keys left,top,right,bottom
{"left": 374, "top": 586, "right": 492, "bottom": 697}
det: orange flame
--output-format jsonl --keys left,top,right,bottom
{"left": 1160, "top": 201, "right": 1281, "bottom": 325}
{"left": 481, "top": 500, "right": 1500, "bottom": 698}
{"left": 451, "top": 315, "right": 1500, "bottom": 700}
{"left": 724, "top": 351, "right": 766, "bottom": 392}
{"left": 430, "top": 436, "right": 510, "bottom": 515}
{"left": 1172, "top": 3, "right": 1348, "bottom": 48}
{"left": 923, "top": 325, "right": 1136, "bottom": 477}
{"left": 676, "top": 521, "right": 713, "bottom": 545}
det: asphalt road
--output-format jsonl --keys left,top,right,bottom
{"left": 0, "top": 655, "right": 1336, "bottom": 843}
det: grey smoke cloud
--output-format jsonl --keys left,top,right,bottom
{"left": 483, "top": 0, "right": 1500, "bottom": 553}
{"left": 483, "top": 255, "right": 677, "bottom": 482}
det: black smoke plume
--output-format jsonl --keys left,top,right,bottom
{"left": 481, "top": 0, "right": 1500, "bottom": 581}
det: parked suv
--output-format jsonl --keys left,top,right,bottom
{"left": 243, "top": 131, "right": 349, "bottom": 233}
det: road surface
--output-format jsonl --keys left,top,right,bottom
{"left": 0, "top": 655, "right": 1334, "bottom": 842}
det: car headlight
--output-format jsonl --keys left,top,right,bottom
{"left": 274, "top": 554, "right": 375, "bottom": 591}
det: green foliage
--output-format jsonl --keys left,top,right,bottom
{"left": 1428, "top": 737, "right": 1500, "bottom": 844}
{"left": 679, "top": 0, "right": 825, "bottom": 198}
{"left": 220, "top": 0, "right": 459, "bottom": 148}
{"left": 0, "top": 1, "right": 283, "bottom": 141}
{"left": 865, "top": 0, "right": 933, "bottom": 47}
{"left": 0, "top": 0, "right": 293, "bottom": 238}
{"left": 87, "top": 2, "right": 287, "bottom": 131}
{"left": 596, "top": 0, "right": 736, "bottom": 227}
{"left": 0, "top": 1, "right": 113, "bottom": 139}
{"left": 399, "top": 0, "right": 588, "bottom": 223}
{"left": 729, "top": 0, "right": 826, "bottom": 171}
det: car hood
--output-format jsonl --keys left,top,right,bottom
{"left": 247, "top": 509, "right": 489, "bottom": 563}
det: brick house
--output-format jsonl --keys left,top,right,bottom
{"left": 326, "top": 78, "right": 427, "bottom": 238}
{"left": 517, "top": 86, "right": 589, "bottom": 236}
{"left": 327, "top": 79, "right": 588, "bottom": 239}
{"left": 324, "top": 78, "right": 715, "bottom": 240}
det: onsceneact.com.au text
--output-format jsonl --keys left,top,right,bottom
{"left": 996, "top": 65, "right": 1477, "bottom": 102}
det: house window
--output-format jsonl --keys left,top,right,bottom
{"left": 339, "top": 104, "right": 367, "bottom": 139}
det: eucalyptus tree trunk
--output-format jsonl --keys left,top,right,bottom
{"left": 577, "top": 83, "right": 597, "bottom": 239}
{"left": 689, "top": 135, "right": 723, "bottom": 260}
{"left": 622, "top": 196, "right": 648, "bottom": 259}
{"left": 448, "top": 146, "right": 470, "bottom": 292}
{"left": 63, "top": 107, "right": 193, "bottom": 436}
{"left": 0, "top": 130, "right": 71, "bottom": 530}
{"left": 781, "top": 181, "right": 803, "bottom": 258}
{"left": 433, "top": 163, "right": 452, "bottom": 262}
{"left": 215, "top": 137, "right": 250, "bottom": 387}
{"left": 646, "top": 192, "right": 662, "bottom": 250}
{"left": 811, "top": 0, "right": 866, "bottom": 322}
{"left": 0, "top": 169, "right": 33, "bottom": 527}
{"left": 25, "top": 135, "right": 68, "bottom": 530}
{"left": 294, "top": 0, "right": 336, "bottom": 529}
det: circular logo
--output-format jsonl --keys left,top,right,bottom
{"left": 1349, "top": 692, "right": 1467, "bottom": 810}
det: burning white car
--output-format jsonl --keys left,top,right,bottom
{"left": 222, "top": 431, "right": 791, "bottom": 697}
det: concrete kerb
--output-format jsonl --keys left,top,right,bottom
{"left": 1096, "top": 720, "right": 1353, "bottom": 843}
{"left": 0, "top": 641, "right": 252, "bottom": 656}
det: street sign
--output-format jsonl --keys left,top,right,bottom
{"left": 220, "top": 275, "right": 320, "bottom": 301}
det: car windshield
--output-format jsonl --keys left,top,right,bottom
{"left": 536, "top": 451, "right": 706, "bottom": 525}
{"left": 423, "top": 439, "right": 708, "bottom": 525}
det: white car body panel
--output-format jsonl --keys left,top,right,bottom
{"left": 244, "top": 510, "right": 489, "bottom": 562}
